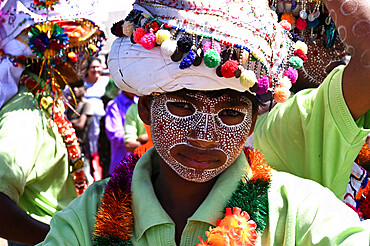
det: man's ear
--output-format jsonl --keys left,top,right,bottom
{"left": 247, "top": 112, "right": 258, "bottom": 137}
{"left": 138, "top": 96, "right": 151, "bottom": 125}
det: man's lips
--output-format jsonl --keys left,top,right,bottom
{"left": 170, "top": 144, "right": 227, "bottom": 170}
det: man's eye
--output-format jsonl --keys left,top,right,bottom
{"left": 167, "top": 102, "right": 195, "bottom": 116}
{"left": 218, "top": 109, "right": 245, "bottom": 125}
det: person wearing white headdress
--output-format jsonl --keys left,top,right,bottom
{"left": 38, "top": 0, "right": 370, "bottom": 245}
{"left": 0, "top": 0, "right": 105, "bottom": 244}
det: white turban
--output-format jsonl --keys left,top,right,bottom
{"left": 108, "top": 1, "right": 295, "bottom": 97}
{"left": 109, "top": 37, "right": 251, "bottom": 96}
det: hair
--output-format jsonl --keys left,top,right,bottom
{"left": 85, "top": 56, "right": 102, "bottom": 77}
{"left": 87, "top": 56, "right": 101, "bottom": 69}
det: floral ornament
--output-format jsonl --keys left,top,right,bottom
{"left": 33, "top": 0, "right": 60, "bottom": 10}
{"left": 20, "top": 73, "right": 88, "bottom": 196}
{"left": 28, "top": 22, "right": 69, "bottom": 59}
{"left": 196, "top": 207, "right": 257, "bottom": 246}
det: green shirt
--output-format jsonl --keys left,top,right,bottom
{"left": 254, "top": 66, "right": 370, "bottom": 199}
{"left": 124, "top": 103, "right": 146, "bottom": 143}
{"left": 0, "top": 86, "right": 77, "bottom": 223}
{"left": 39, "top": 148, "right": 369, "bottom": 245}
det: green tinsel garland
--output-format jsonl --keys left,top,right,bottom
{"left": 225, "top": 177, "right": 270, "bottom": 233}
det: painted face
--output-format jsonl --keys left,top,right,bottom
{"left": 150, "top": 90, "right": 253, "bottom": 182}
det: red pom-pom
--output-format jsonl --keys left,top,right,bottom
{"left": 140, "top": 32, "right": 156, "bottom": 50}
{"left": 133, "top": 28, "right": 147, "bottom": 44}
{"left": 295, "top": 17, "right": 307, "bottom": 30}
{"left": 147, "top": 21, "right": 159, "bottom": 32}
{"left": 221, "top": 60, "right": 239, "bottom": 78}
{"left": 280, "top": 20, "right": 291, "bottom": 31}
{"left": 294, "top": 49, "right": 307, "bottom": 62}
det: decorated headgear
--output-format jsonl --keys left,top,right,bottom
{"left": 108, "top": 0, "right": 308, "bottom": 103}
{"left": 0, "top": 0, "right": 105, "bottom": 108}
{"left": 269, "top": 0, "right": 348, "bottom": 87}
{"left": 0, "top": 0, "right": 105, "bottom": 195}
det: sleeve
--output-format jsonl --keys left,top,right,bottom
{"left": 254, "top": 66, "right": 370, "bottom": 199}
{"left": 105, "top": 100, "right": 126, "bottom": 147}
{"left": 0, "top": 99, "right": 44, "bottom": 203}
{"left": 295, "top": 182, "right": 370, "bottom": 246}
{"left": 82, "top": 101, "right": 94, "bottom": 116}
{"left": 38, "top": 180, "right": 108, "bottom": 246}
{"left": 124, "top": 104, "right": 140, "bottom": 143}
{"left": 268, "top": 171, "right": 370, "bottom": 245}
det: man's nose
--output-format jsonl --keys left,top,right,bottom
{"left": 187, "top": 113, "right": 219, "bottom": 148}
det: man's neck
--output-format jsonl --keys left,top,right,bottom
{"left": 153, "top": 159, "right": 217, "bottom": 244}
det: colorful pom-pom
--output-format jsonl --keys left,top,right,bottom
{"left": 179, "top": 49, "right": 196, "bottom": 69}
{"left": 294, "top": 41, "right": 308, "bottom": 54}
{"left": 295, "top": 17, "right": 307, "bottom": 30}
{"left": 161, "top": 39, "right": 177, "bottom": 56}
{"left": 290, "top": 56, "right": 304, "bottom": 69}
{"left": 240, "top": 70, "right": 257, "bottom": 88}
{"left": 122, "top": 22, "right": 135, "bottom": 37}
{"left": 307, "top": 19, "right": 319, "bottom": 29}
{"left": 256, "top": 76, "right": 269, "bottom": 95}
{"left": 280, "top": 20, "right": 291, "bottom": 31}
{"left": 133, "top": 28, "right": 147, "bottom": 44}
{"left": 221, "top": 60, "right": 239, "bottom": 78}
{"left": 204, "top": 49, "right": 221, "bottom": 68}
{"left": 283, "top": 67, "right": 298, "bottom": 83}
{"left": 279, "top": 76, "right": 292, "bottom": 89}
{"left": 155, "top": 29, "right": 171, "bottom": 45}
{"left": 274, "top": 87, "right": 291, "bottom": 103}
{"left": 68, "top": 52, "right": 78, "bottom": 62}
{"left": 281, "top": 12, "right": 295, "bottom": 25}
{"left": 294, "top": 49, "right": 307, "bottom": 62}
{"left": 202, "top": 41, "right": 222, "bottom": 54}
{"left": 177, "top": 35, "right": 192, "bottom": 53}
{"left": 140, "top": 32, "right": 156, "bottom": 50}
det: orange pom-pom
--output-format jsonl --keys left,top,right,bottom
{"left": 281, "top": 12, "right": 295, "bottom": 25}
{"left": 273, "top": 87, "right": 290, "bottom": 103}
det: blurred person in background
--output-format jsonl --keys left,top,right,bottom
{"left": 105, "top": 91, "right": 137, "bottom": 175}
{"left": 84, "top": 57, "right": 109, "bottom": 181}
{"left": 0, "top": 0, "right": 105, "bottom": 244}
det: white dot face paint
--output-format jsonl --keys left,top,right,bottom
{"left": 150, "top": 90, "right": 253, "bottom": 182}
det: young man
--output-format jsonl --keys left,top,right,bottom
{"left": 0, "top": 0, "right": 105, "bottom": 244}
{"left": 39, "top": 0, "right": 369, "bottom": 245}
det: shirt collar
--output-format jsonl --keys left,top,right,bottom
{"left": 131, "top": 148, "right": 251, "bottom": 240}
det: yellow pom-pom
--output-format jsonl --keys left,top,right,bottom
{"left": 240, "top": 70, "right": 257, "bottom": 88}
{"left": 294, "top": 41, "right": 308, "bottom": 54}
{"left": 273, "top": 87, "right": 291, "bottom": 103}
{"left": 155, "top": 29, "right": 171, "bottom": 45}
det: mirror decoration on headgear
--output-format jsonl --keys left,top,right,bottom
{"left": 0, "top": 0, "right": 106, "bottom": 196}
{"left": 110, "top": 0, "right": 308, "bottom": 103}
{"left": 269, "top": 0, "right": 348, "bottom": 86}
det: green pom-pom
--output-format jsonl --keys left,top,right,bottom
{"left": 290, "top": 56, "right": 303, "bottom": 69}
{"left": 204, "top": 49, "right": 221, "bottom": 68}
